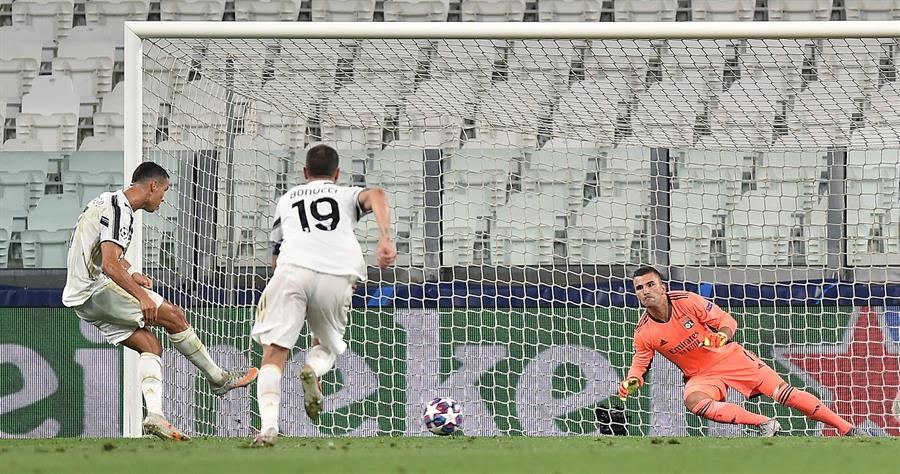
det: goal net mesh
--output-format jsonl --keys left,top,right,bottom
{"left": 138, "top": 35, "right": 900, "bottom": 437}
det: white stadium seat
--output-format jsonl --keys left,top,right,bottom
{"left": 93, "top": 82, "right": 126, "bottom": 139}
{"left": 52, "top": 26, "right": 116, "bottom": 102}
{"left": 443, "top": 169, "right": 508, "bottom": 209}
{"left": 0, "top": 145, "right": 51, "bottom": 217}
{"left": 21, "top": 194, "right": 82, "bottom": 268}
{"left": 234, "top": 0, "right": 301, "bottom": 21}
{"left": 383, "top": 0, "right": 449, "bottom": 21}
{"left": 85, "top": 0, "right": 150, "bottom": 45}
{"left": 843, "top": 0, "right": 900, "bottom": 20}
{"left": 16, "top": 75, "right": 80, "bottom": 152}
{"left": 767, "top": 0, "right": 832, "bottom": 21}
{"left": 461, "top": 0, "right": 526, "bottom": 22}
{"left": 169, "top": 78, "right": 228, "bottom": 149}
{"left": 12, "top": 0, "right": 74, "bottom": 45}
{"left": 493, "top": 194, "right": 567, "bottom": 265}
{"left": 691, "top": 0, "right": 755, "bottom": 21}
{"left": 160, "top": 0, "right": 226, "bottom": 21}
{"left": 64, "top": 147, "right": 123, "bottom": 207}
{"left": 614, "top": 0, "right": 677, "bottom": 21}
{"left": 537, "top": 0, "right": 603, "bottom": 22}
{"left": 0, "top": 25, "right": 42, "bottom": 103}
{"left": 310, "top": 0, "right": 375, "bottom": 21}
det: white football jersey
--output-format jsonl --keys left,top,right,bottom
{"left": 63, "top": 190, "right": 134, "bottom": 307}
{"left": 271, "top": 180, "right": 370, "bottom": 280}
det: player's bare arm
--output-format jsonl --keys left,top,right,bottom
{"left": 358, "top": 187, "right": 397, "bottom": 269}
{"left": 100, "top": 241, "right": 158, "bottom": 325}
{"left": 119, "top": 257, "right": 152, "bottom": 289}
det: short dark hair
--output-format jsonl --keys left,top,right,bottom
{"left": 132, "top": 162, "right": 169, "bottom": 184}
{"left": 306, "top": 144, "right": 339, "bottom": 177}
{"left": 632, "top": 266, "right": 664, "bottom": 281}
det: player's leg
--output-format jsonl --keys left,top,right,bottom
{"left": 153, "top": 300, "right": 257, "bottom": 395}
{"left": 74, "top": 285, "right": 189, "bottom": 441}
{"left": 252, "top": 343, "right": 290, "bottom": 447}
{"left": 249, "top": 268, "right": 309, "bottom": 447}
{"left": 302, "top": 273, "right": 353, "bottom": 420}
{"left": 761, "top": 378, "right": 855, "bottom": 435}
{"left": 119, "top": 329, "right": 190, "bottom": 441}
{"left": 684, "top": 377, "right": 771, "bottom": 431}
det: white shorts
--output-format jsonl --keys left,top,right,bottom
{"left": 73, "top": 281, "right": 165, "bottom": 345}
{"left": 251, "top": 265, "right": 355, "bottom": 354}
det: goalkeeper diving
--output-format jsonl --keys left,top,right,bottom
{"left": 620, "top": 266, "right": 864, "bottom": 436}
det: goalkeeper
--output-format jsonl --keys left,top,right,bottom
{"left": 620, "top": 266, "right": 860, "bottom": 436}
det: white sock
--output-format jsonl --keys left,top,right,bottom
{"left": 138, "top": 352, "right": 163, "bottom": 417}
{"left": 170, "top": 327, "right": 226, "bottom": 384}
{"left": 305, "top": 345, "right": 336, "bottom": 377}
{"left": 257, "top": 364, "right": 282, "bottom": 433}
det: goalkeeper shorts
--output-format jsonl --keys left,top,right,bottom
{"left": 684, "top": 347, "right": 786, "bottom": 401}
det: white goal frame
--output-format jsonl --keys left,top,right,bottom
{"left": 122, "top": 20, "right": 900, "bottom": 438}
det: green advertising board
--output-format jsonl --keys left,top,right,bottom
{"left": 2, "top": 307, "right": 897, "bottom": 438}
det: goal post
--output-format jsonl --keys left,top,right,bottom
{"left": 123, "top": 21, "right": 900, "bottom": 438}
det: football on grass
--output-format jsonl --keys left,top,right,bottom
{"left": 423, "top": 397, "right": 462, "bottom": 436}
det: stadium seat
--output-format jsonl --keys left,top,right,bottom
{"left": 846, "top": 150, "right": 900, "bottom": 264}
{"left": 632, "top": 76, "right": 706, "bottom": 148}
{"left": 493, "top": 194, "right": 566, "bottom": 265}
{"left": 476, "top": 79, "right": 551, "bottom": 149}
{"left": 530, "top": 142, "right": 596, "bottom": 172}
{"left": 0, "top": 25, "right": 42, "bottom": 103}
{"left": 0, "top": 212, "right": 11, "bottom": 268}
{"left": 21, "top": 194, "right": 82, "bottom": 268}
{"left": 371, "top": 147, "right": 424, "bottom": 175}
{"left": 84, "top": 0, "right": 150, "bottom": 45}
{"left": 743, "top": 39, "right": 809, "bottom": 74}
{"left": 569, "top": 191, "right": 647, "bottom": 264}
{"left": 868, "top": 82, "right": 900, "bottom": 125}
{"left": 554, "top": 78, "right": 630, "bottom": 145}
{"left": 170, "top": 77, "right": 228, "bottom": 149}
{"left": 382, "top": 0, "right": 449, "bottom": 21}
{"left": 52, "top": 26, "right": 116, "bottom": 102}
{"left": 64, "top": 144, "right": 123, "bottom": 207}
{"left": 614, "top": 0, "right": 677, "bottom": 21}
{"left": 323, "top": 79, "right": 403, "bottom": 149}
{"left": 357, "top": 39, "right": 427, "bottom": 77}
{"left": 310, "top": 0, "right": 375, "bottom": 21}
{"left": 234, "top": 0, "right": 301, "bottom": 21}
{"left": 460, "top": 0, "right": 526, "bottom": 22}
{"left": 0, "top": 145, "right": 50, "bottom": 216}
{"left": 431, "top": 39, "right": 510, "bottom": 79}
{"left": 443, "top": 169, "right": 508, "bottom": 209}
{"left": 93, "top": 82, "right": 125, "bottom": 139}
{"left": 445, "top": 146, "right": 520, "bottom": 173}
{"left": 849, "top": 126, "right": 900, "bottom": 149}
{"left": 767, "top": 0, "right": 832, "bottom": 20}
{"left": 844, "top": 0, "right": 900, "bottom": 20}
{"left": 791, "top": 72, "right": 866, "bottom": 142}
{"left": 537, "top": 0, "right": 603, "bottom": 21}
{"left": 11, "top": 0, "right": 74, "bottom": 45}
{"left": 15, "top": 75, "right": 80, "bottom": 152}
{"left": 521, "top": 167, "right": 586, "bottom": 214}
{"left": 159, "top": 0, "right": 226, "bottom": 21}
{"left": 663, "top": 40, "right": 730, "bottom": 78}
{"left": 588, "top": 40, "right": 658, "bottom": 77}
{"left": 690, "top": 0, "right": 755, "bottom": 21}
{"left": 214, "top": 134, "right": 280, "bottom": 267}
{"left": 143, "top": 141, "right": 187, "bottom": 269}
{"left": 822, "top": 38, "right": 887, "bottom": 74}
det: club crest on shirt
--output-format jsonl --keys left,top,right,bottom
{"left": 683, "top": 319, "right": 694, "bottom": 329}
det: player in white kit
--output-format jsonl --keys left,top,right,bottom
{"left": 63, "top": 162, "right": 258, "bottom": 441}
{"left": 251, "top": 144, "right": 396, "bottom": 447}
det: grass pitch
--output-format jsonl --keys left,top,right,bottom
{"left": 2, "top": 436, "right": 897, "bottom": 474}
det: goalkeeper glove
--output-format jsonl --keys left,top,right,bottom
{"left": 618, "top": 378, "right": 641, "bottom": 401}
{"left": 701, "top": 331, "right": 729, "bottom": 348}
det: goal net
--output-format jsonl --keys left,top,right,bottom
{"left": 128, "top": 22, "right": 900, "bottom": 438}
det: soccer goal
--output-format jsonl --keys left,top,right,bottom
{"left": 124, "top": 21, "right": 900, "bottom": 438}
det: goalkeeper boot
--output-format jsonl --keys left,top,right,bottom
{"left": 757, "top": 418, "right": 782, "bottom": 437}
{"left": 300, "top": 366, "right": 324, "bottom": 421}
{"left": 250, "top": 427, "right": 278, "bottom": 448}
{"left": 210, "top": 367, "right": 259, "bottom": 396}
{"left": 143, "top": 413, "right": 191, "bottom": 441}
{"left": 846, "top": 427, "right": 874, "bottom": 437}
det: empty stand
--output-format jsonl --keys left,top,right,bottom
{"left": 159, "top": 0, "right": 226, "bottom": 21}
{"left": 234, "top": 0, "right": 302, "bottom": 21}
{"left": 84, "top": 0, "right": 150, "bottom": 45}
{"left": 16, "top": 75, "right": 80, "bottom": 151}
{"left": 537, "top": 0, "right": 603, "bottom": 21}
{"left": 382, "top": 0, "right": 449, "bottom": 21}
{"left": 21, "top": 194, "right": 82, "bottom": 268}
{"left": 52, "top": 26, "right": 116, "bottom": 102}
{"left": 460, "top": 0, "right": 526, "bottom": 22}
{"left": 0, "top": 25, "right": 42, "bottom": 103}
{"left": 691, "top": 0, "right": 755, "bottom": 21}
{"left": 614, "top": 0, "right": 677, "bottom": 21}
{"left": 310, "top": 0, "right": 375, "bottom": 21}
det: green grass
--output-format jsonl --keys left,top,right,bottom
{"left": 2, "top": 436, "right": 898, "bottom": 474}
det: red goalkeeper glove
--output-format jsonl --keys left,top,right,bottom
{"left": 618, "top": 378, "right": 641, "bottom": 401}
{"left": 701, "top": 331, "right": 729, "bottom": 348}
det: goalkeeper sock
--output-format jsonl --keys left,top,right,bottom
{"left": 257, "top": 364, "right": 282, "bottom": 433}
{"left": 691, "top": 400, "right": 769, "bottom": 426}
{"left": 776, "top": 386, "right": 853, "bottom": 434}
{"left": 138, "top": 352, "right": 163, "bottom": 417}
{"left": 170, "top": 327, "right": 226, "bottom": 384}
{"left": 305, "top": 345, "right": 336, "bottom": 377}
